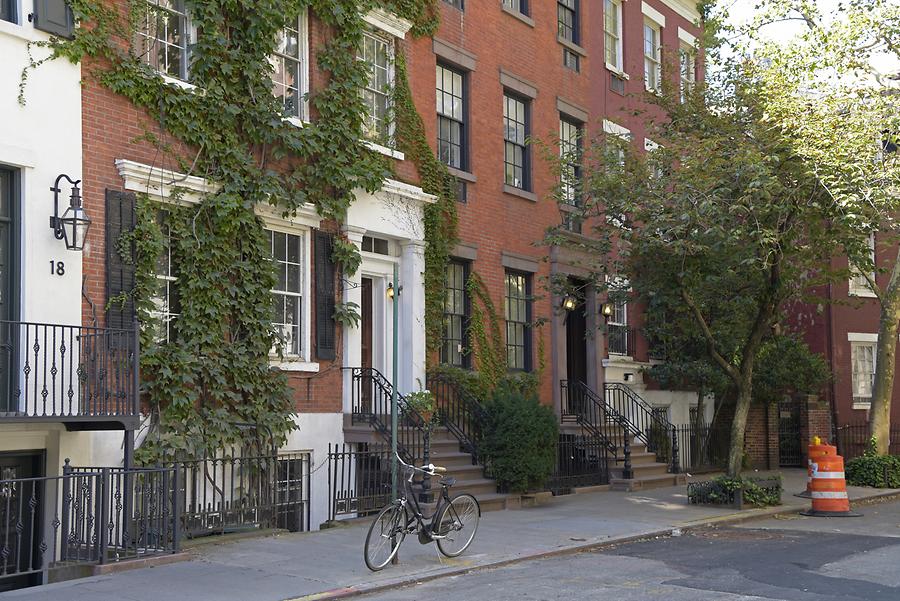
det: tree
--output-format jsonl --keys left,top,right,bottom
{"left": 548, "top": 56, "right": 851, "bottom": 474}
{"left": 736, "top": 0, "right": 900, "bottom": 453}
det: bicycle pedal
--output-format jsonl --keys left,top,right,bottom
{"left": 417, "top": 529, "right": 434, "bottom": 545}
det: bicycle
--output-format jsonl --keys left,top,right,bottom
{"left": 364, "top": 454, "right": 481, "bottom": 571}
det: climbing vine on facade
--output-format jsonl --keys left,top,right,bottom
{"left": 22, "top": 0, "right": 443, "bottom": 461}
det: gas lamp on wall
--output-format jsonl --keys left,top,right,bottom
{"left": 601, "top": 302, "right": 614, "bottom": 322}
{"left": 561, "top": 294, "right": 578, "bottom": 312}
{"left": 50, "top": 174, "right": 91, "bottom": 251}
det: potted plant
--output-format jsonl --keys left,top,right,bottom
{"left": 406, "top": 389, "right": 436, "bottom": 426}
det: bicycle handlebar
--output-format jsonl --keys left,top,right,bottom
{"left": 395, "top": 453, "right": 446, "bottom": 476}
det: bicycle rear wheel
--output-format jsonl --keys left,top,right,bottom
{"left": 435, "top": 493, "right": 480, "bottom": 558}
{"left": 364, "top": 502, "right": 408, "bottom": 571}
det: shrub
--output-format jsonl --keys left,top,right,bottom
{"left": 481, "top": 385, "right": 558, "bottom": 493}
{"left": 688, "top": 475, "right": 782, "bottom": 508}
{"left": 845, "top": 454, "right": 900, "bottom": 488}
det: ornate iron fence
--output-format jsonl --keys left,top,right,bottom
{"left": 0, "top": 320, "right": 138, "bottom": 421}
{"left": 327, "top": 443, "right": 392, "bottom": 522}
{"left": 674, "top": 422, "right": 729, "bottom": 473}
{"left": 604, "top": 383, "right": 679, "bottom": 473}
{"left": 546, "top": 434, "right": 611, "bottom": 495}
{"left": 0, "top": 464, "right": 178, "bottom": 590}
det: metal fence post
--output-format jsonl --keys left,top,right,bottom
{"left": 60, "top": 459, "right": 72, "bottom": 562}
{"left": 420, "top": 428, "right": 432, "bottom": 503}
{"left": 622, "top": 423, "right": 633, "bottom": 480}
{"left": 671, "top": 425, "right": 680, "bottom": 474}
{"left": 171, "top": 465, "right": 181, "bottom": 553}
{"left": 98, "top": 468, "right": 109, "bottom": 564}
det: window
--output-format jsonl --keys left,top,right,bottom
{"left": 680, "top": 43, "right": 696, "bottom": 102}
{"left": 849, "top": 232, "right": 876, "bottom": 297}
{"left": 268, "top": 230, "right": 304, "bottom": 356}
{"left": 1, "top": 0, "right": 16, "bottom": 24}
{"left": 502, "top": 0, "right": 527, "bottom": 16}
{"left": 441, "top": 260, "right": 469, "bottom": 368}
{"left": 271, "top": 15, "right": 307, "bottom": 119}
{"left": 436, "top": 64, "right": 466, "bottom": 170}
{"left": 361, "top": 235, "right": 389, "bottom": 255}
{"left": 560, "top": 116, "right": 582, "bottom": 232}
{"left": 558, "top": 0, "right": 577, "bottom": 43}
{"left": 563, "top": 48, "right": 580, "bottom": 72}
{"left": 851, "top": 342, "right": 876, "bottom": 406}
{"left": 151, "top": 215, "right": 179, "bottom": 342}
{"left": 136, "top": 0, "right": 192, "bottom": 81}
{"left": 607, "top": 298, "right": 629, "bottom": 356}
{"left": 644, "top": 21, "right": 661, "bottom": 92}
{"left": 505, "top": 271, "right": 532, "bottom": 371}
{"left": 604, "top": 0, "right": 623, "bottom": 71}
{"left": 503, "top": 93, "right": 529, "bottom": 190}
{"left": 359, "top": 30, "right": 394, "bottom": 144}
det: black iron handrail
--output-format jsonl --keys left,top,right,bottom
{"left": 426, "top": 372, "right": 490, "bottom": 466}
{"left": 346, "top": 367, "right": 426, "bottom": 464}
{"left": 559, "top": 380, "right": 622, "bottom": 460}
{"left": 0, "top": 320, "right": 139, "bottom": 421}
{"left": 604, "top": 382, "right": 679, "bottom": 473}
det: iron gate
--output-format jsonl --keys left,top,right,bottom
{"left": 778, "top": 400, "right": 803, "bottom": 466}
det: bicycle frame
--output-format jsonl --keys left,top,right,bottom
{"left": 393, "top": 459, "right": 457, "bottom": 540}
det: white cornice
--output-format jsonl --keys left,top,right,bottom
{"left": 379, "top": 178, "right": 437, "bottom": 205}
{"left": 363, "top": 8, "right": 412, "bottom": 39}
{"left": 657, "top": 0, "right": 701, "bottom": 24}
{"left": 642, "top": 2, "right": 666, "bottom": 27}
{"left": 679, "top": 27, "right": 697, "bottom": 46}
{"left": 115, "top": 159, "right": 322, "bottom": 228}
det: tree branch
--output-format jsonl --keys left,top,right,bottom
{"left": 680, "top": 286, "right": 740, "bottom": 384}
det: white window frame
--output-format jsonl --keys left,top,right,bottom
{"left": 271, "top": 10, "right": 310, "bottom": 124}
{"left": 678, "top": 28, "right": 697, "bottom": 103}
{"left": 135, "top": 0, "right": 197, "bottom": 85}
{"left": 643, "top": 19, "right": 662, "bottom": 92}
{"left": 150, "top": 218, "right": 178, "bottom": 343}
{"left": 266, "top": 227, "right": 307, "bottom": 362}
{"left": 849, "top": 232, "right": 877, "bottom": 298}
{"left": 604, "top": 0, "right": 624, "bottom": 75}
{"left": 849, "top": 333, "right": 878, "bottom": 409}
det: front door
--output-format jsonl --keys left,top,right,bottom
{"left": 0, "top": 168, "right": 17, "bottom": 413}
{"left": 566, "top": 297, "right": 588, "bottom": 385}
{"left": 0, "top": 452, "right": 43, "bottom": 592}
{"left": 360, "top": 278, "right": 373, "bottom": 412}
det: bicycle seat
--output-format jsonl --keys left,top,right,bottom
{"left": 439, "top": 476, "right": 457, "bottom": 487}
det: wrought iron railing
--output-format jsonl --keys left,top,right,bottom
{"left": 327, "top": 442, "right": 392, "bottom": 522}
{"left": 347, "top": 367, "right": 426, "bottom": 464}
{"left": 164, "top": 450, "right": 310, "bottom": 538}
{"left": 0, "top": 320, "right": 138, "bottom": 423}
{"left": 0, "top": 464, "right": 177, "bottom": 590}
{"left": 559, "top": 380, "right": 622, "bottom": 466}
{"left": 604, "top": 382, "right": 679, "bottom": 473}
{"left": 836, "top": 423, "right": 900, "bottom": 461}
{"left": 674, "top": 422, "right": 729, "bottom": 473}
{"left": 607, "top": 324, "right": 632, "bottom": 356}
{"left": 427, "top": 372, "right": 489, "bottom": 465}
{"left": 546, "top": 434, "right": 612, "bottom": 495}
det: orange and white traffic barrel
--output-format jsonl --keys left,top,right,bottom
{"left": 796, "top": 436, "right": 836, "bottom": 498}
{"left": 800, "top": 452, "right": 861, "bottom": 517}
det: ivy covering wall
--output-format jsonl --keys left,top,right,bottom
{"left": 22, "top": 0, "right": 454, "bottom": 460}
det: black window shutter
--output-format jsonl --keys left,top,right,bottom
{"left": 314, "top": 231, "right": 336, "bottom": 360}
{"left": 105, "top": 189, "right": 136, "bottom": 330}
{"left": 32, "top": 0, "right": 74, "bottom": 38}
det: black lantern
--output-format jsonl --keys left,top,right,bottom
{"left": 601, "top": 302, "right": 614, "bottom": 321}
{"left": 50, "top": 174, "right": 91, "bottom": 251}
{"left": 561, "top": 294, "right": 578, "bottom": 311}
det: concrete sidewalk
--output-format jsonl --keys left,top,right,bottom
{"left": 3, "top": 469, "right": 897, "bottom": 601}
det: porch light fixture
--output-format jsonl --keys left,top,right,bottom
{"left": 562, "top": 294, "right": 578, "bottom": 311}
{"left": 386, "top": 282, "right": 402, "bottom": 299}
{"left": 601, "top": 302, "right": 614, "bottom": 320}
{"left": 50, "top": 174, "right": 91, "bottom": 251}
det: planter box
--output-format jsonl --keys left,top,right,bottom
{"left": 687, "top": 476, "right": 782, "bottom": 509}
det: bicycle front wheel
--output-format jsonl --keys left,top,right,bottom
{"left": 364, "top": 502, "right": 408, "bottom": 571}
{"left": 435, "top": 493, "right": 480, "bottom": 558}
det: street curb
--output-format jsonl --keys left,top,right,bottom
{"left": 284, "top": 488, "right": 900, "bottom": 601}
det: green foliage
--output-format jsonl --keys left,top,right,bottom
{"left": 846, "top": 442, "right": 900, "bottom": 488}
{"left": 688, "top": 475, "right": 783, "bottom": 508}
{"left": 332, "top": 301, "right": 361, "bottom": 328}
{"left": 405, "top": 389, "right": 435, "bottom": 418}
{"left": 23, "top": 0, "right": 443, "bottom": 460}
{"left": 465, "top": 273, "right": 508, "bottom": 390}
{"left": 753, "top": 335, "right": 830, "bottom": 403}
{"left": 331, "top": 234, "right": 362, "bottom": 277}
{"left": 481, "top": 385, "right": 559, "bottom": 494}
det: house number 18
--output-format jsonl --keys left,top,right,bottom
{"left": 49, "top": 261, "right": 65, "bottom": 276}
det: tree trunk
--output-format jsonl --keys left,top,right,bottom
{"left": 726, "top": 380, "right": 753, "bottom": 477}
{"left": 870, "top": 298, "right": 900, "bottom": 455}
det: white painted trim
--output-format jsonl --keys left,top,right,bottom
{"left": 0, "top": 18, "right": 42, "bottom": 42}
{"left": 641, "top": 2, "right": 666, "bottom": 27}
{"left": 847, "top": 332, "right": 878, "bottom": 343}
{"left": 658, "top": 0, "right": 701, "bottom": 23}
{"left": 605, "top": 62, "right": 630, "bottom": 80}
{"left": 363, "top": 8, "right": 412, "bottom": 39}
{"left": 644, "top": 138, "right": 659, "bottom": 151}
{"left": 852, "top": 401, "right": 872, "bottom": 410}
{"left": 160, "top": 73, "right": 198, "bottom": 91}
{"left": 364, "top": 140, "right": 405, "bottom": 161}
{"left": 379, "top": 178, "right": 438, "bottom": 205}
{"left": 848, "top": 286, "right": 878, "bottom": 298}
{"left": 0, "top": 143, "right": 36, "bottom": 168}
{"left": 603, "top": 119, "right": 632, "bottom": 137}
{"left": 271, "top": 360, "right": 320, "bottom": 373}
{"left": 678, "top": 27, "right": 697, "bottom": 46}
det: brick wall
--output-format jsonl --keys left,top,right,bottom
{"left": 744, "top": 402, "right": 779, "bottom": 470}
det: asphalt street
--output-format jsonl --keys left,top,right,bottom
{"left": 359, "top": 499, "right": 900, "bottom": 601}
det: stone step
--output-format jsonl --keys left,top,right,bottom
{"left": 427, "top": 449, "right": 477, "bottom": 468}
{"left": 610, "top": 472, "right": 687, "bottom": 492}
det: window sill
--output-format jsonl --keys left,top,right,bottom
{"left": 283, "top": 116, "right": 310, "bottom": 128}
{"left": 500, "top": 5, "right": 534, "bottom": 27}
{"left": 852, "top": 401, "right": 871, "bottom": 410}
{"left": 447, "top": 166, "right": 477, "bottom": 183}
{"left": 160, "top": 73, "right": 198, "bottom": 92}
{"left": 364, "top": 140, "right": 405, "bottom": 161}
{"left": 503, "top": 184, "right": 537, "bottom": 202}
{"left": 557, "top": 36, "right": 587, "bottom": 57}
{"left": 271, "top": 359, "right": 320, "bottom": 373}
{"left": 605, "top": 63, "right": 629, "bottom": 80}
{"left": 0, "top": 19, "right": 39, "bottom": 43}
{"left": 848, "top": 289, "right": 878, "bottom": 299}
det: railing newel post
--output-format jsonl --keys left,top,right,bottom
{"left": 98, "top": 468, "right": 109, "bottom": 564}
